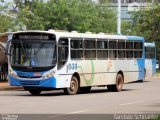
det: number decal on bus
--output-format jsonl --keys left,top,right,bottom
{"left": 68, "top": 63, "right": 77, "bottom": 70}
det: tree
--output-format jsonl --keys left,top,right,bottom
{"left": 130, "top": 4, "right": 160, "bottom": 64}
{"left": 16, "top": 0, "right": 116, "bottom": 33}
{"left": 0, "top": 1, "right": 17, "bottom": 32}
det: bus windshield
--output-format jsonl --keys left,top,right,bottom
{"left": 10, "top": 41, "right": 56, "bottom": 71}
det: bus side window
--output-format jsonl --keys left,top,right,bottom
{"left": 126, "top": 41, "right": 134, "bottom": 58}
{"left": 71, "top": 39, "right": 83, "bottom": 59}
{"left": 146, "top": 47, "right": 155, "bottom": 59}
{"left": 109, "top": 40, "right": 117, "bottom": 59}
{"left": 97, "top": 40, "right": 108, "bottom": 59}
{"left": 134, "top": 42, "right": 143, "bottom": 58}
{"left": 58, "top": 38, "right": 68, "bottom": 69}
{"left": 118, "top": 41, "right": 125, "bottom": 59}
{"left": 84, "top": 39, "right": 96, "bottom": 59}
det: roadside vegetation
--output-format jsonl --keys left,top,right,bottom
{"left": 0, "top": 0, "right": 116, "bottom": 33}
{"left": 156, "top": 70, "right": 160, "bottom": 75}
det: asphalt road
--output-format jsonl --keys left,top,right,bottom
{"left": 0, "top": 77, "right": 160, "bottom": 119}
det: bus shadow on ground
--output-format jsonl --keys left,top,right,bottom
{"left": 127, "top": 80, "right": 150, "bottom": 84}
{"left": 11, "top": 87, "right": 136, "bottom": 97}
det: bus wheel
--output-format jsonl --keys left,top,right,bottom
{"left": 28, "top": 89, "right": 41, "bottom": 95}
{"left": 107, "top": 74, "right": 123, "bottom": 92}
{"left": 64, "top": 76, "right": 79, "bottom": 95}
{"left": 80, "top": 86, "right": 91, "bottom": 93}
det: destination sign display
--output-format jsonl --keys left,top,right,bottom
{"left": 13, "top": 32, "right": 55, "bottom": 40}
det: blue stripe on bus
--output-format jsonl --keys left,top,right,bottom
{"left": 9, "top": 76, "right": 56, "bottom": 88}
{"left": 127, "top": 36, "right": 145, "bottom": 41}
{"left": 152, "top": 59, "right": 156, "bottom": 76}
{"left": 137, "top": 59, "right": 145, "bottom": 80}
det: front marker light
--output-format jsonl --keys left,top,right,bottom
{"left": 10, "top": 71, "right": 18, "bottom": 78}
{"left": 43, "top": 71, "right": 55, "bottom": 79}
{"left": 50, "top": 72, "right": 55, "bottom": 77}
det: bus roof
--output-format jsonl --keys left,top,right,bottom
{"left": 144, "top": 42, "right": 155, "bottom": 47}
{"left": 13, "top": 30, "right": 127, "bottom": 40}
{"left": 13, "top": 30, "right": 145, "bottom": 41}
{"left": 127, "top": 36, "right": 145, "bottom": 41}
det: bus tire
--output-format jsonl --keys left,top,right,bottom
{"left": 80, "top": 86, "right": 91, "bottom": 93}
{"left": 28, "top": 89, "right": 41, "bottom": 95}
{"left": 63, "top": 76, "right": 79, "bottom": 95}
{"left": 107, "top": 74, "right": 123, "bottom": 92}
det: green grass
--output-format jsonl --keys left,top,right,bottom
{"left": 156, "top": 70, "right": 160, "bottom": 75}
{"left": 150, "top": 115, "right": 160, "bottom": 120}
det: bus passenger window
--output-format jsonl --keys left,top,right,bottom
{"left": 84, "top": 40, "right": 95, "bottom": 49}
{"left": 151, "top": 48, "right": 155, "bottom": 59}
{"left": 97, "top": 50, "right": 108, "bottom": 59}
{"left": 126, "top": 51, "right": 133, "bottom": 58}
{"left": 84, "top": 39, "right": 96, "bottom": 59}
{"left": 134, "top": 51, "right": 142, "bottom": 58}
{"left": 97, "top": 40, "right": 108, "bottom": 59}
{"left": 118, "top": 41, "right": 125, "bottom": 59}
{"left": 97, "top": 40, "right": 108, "bottom": 49}
{"left": 109, "top": 50, "right": 117, "bottom": 58}
{"left": 126, "top": 41, "right": 134, "bottom": 59}
{"left": 71, "top": 50, "right": 83, "bottom": 59}
{"left": 109, "top": 41, "right": 117, "bottom": 49}
{"left": 71, "top": 40, "right": 82, "bottom": 49}
{"left": 85, "top": 50, "right": 96, "bottom": 59}
{"left": 134, "top": 42, "right": 142, "bottom": 49}
{"left": 71, "top": 39, "right": 83, "bottom": 59}
{"left": 134, "top": 42, "right": 143, "bottom": 58}
{"left": 58, "top": 38, "right": 68, "bottom": 69}
{"left": 126, "top": 42, "right": 133, "bottom": 49}
{"left": 118, "top": 41, "right": 125, "bottom": 49}
{"left": 109, "top": 41, "right": 117, "bottom": 59}
{"left": 118, "top": 51, "right": 125, "bottom": 58}
{"left": 145, "top": 47, "right": 155, "bottom": 59}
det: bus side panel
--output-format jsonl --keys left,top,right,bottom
{"left": 77, "top": 60, "right": 117, "bottom": 87}
{"left": 113, "top": 60, "right": 128, "bottom": 83}
{"left": 145, "top": 59, "right": 152, "bottom": 78}
{"left": 55, "top": 74, "right": 72, "bottom": 88}
{"left": 137, "top": 59, "right": 145, "bottom": 80}
{"left": 152, "top": 59, "right": 156, "bottom": 76}
{"left": 145, "top": 58, "right": 156, "bottom": 78}
{"left": 77, "top": 59, "right": 142, "bottom": 86}
{"left": 125, "top": 60, "right": 139, "bottom": 83}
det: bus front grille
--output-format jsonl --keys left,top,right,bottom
{"left": 18, "top": 76, "right": 42, "bottom": 78}
{"left": 20, "top": 81, "right": 40, "bottom": 85}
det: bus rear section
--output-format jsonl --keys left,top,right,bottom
{"left": 144, "top": 42, "right": 156, "bottom": 78}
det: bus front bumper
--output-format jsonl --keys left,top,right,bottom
{"left": 9, "top": 76, "right": 57, "bottom": 88}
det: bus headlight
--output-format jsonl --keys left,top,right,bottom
{"left": 9, "top": 69, "right": 18, "bottom": 78}
{"left": 43, "top": 71, "right": 55, "bottom": 79}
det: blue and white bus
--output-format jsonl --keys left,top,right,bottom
{"left": 8, "top": 30, "right": 145, "bottom": 95}
{"left": 144, "top": 42, "right": 156, "bottom": 78}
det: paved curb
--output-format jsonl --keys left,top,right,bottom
{"left": 0, "top": 86, "right": 23, "bottom": 91}
{"left": 0, "top": 82, "right": 23, "bottom": 91}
